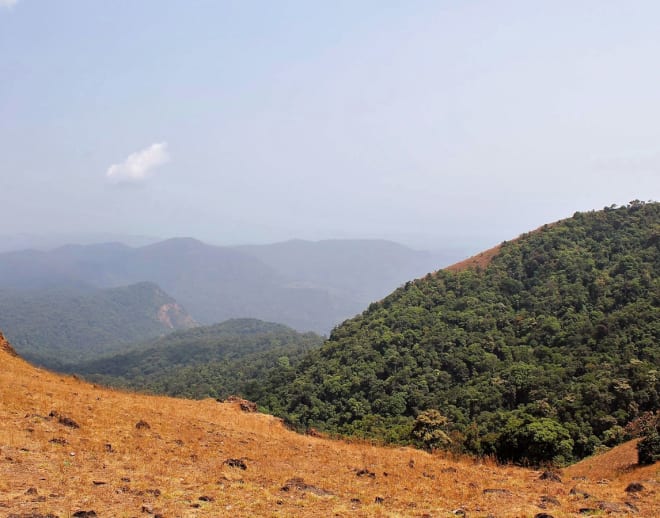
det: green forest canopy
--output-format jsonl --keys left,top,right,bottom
{"left": 260, "top": 202, "right": 659, "bottom": 464}
{"left": 69, "top": 202, "right": 659, "bottom": 465}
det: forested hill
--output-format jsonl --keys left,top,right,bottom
{"left": 265, "top": 202, "right": 659, "bottom": 464}
{"left": 0, "top": 282, "right": 196, "bottom": 365}
{"left": 67, "top": 318, "right": 323, "bottom": 400}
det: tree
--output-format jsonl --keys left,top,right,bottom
{"left": 411, "top": 409, "right": 451, "bottom": 451}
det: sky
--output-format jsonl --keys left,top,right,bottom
{"left": 1, "top": 1, "right": 659, "bottom": 251}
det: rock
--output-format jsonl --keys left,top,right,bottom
{"left": 141, "top": 505, "right": 153, "bottom": 514}
{"left": 578, "top": 508, "right": 597, "bottom": 515}
{"left": 104, "top": 443, "right": 113, "bottom": 452}
{"left": 25, "top": 487, "right": 38, "bottom": 495}
{"left": 135, "top": 420, "right": 151, "bottom": 430}
{"left": 374, "top": 496, "right": 384, "bottom": 504}
{"left": 146, "top": 488, "right": 161, "bottom": 497}
{"left": 199, "top": 495, "right": 214, "bottom": 501}
{"left": 356, "top": 468, "right": 376, "bottom": 478}
{"left": 224, "top": 395, "right": 257, "bottom": 412}
{"left": 452, "top": 509, "right": 466, "bottom": 516}
{"left": 596, "top": 501, "right": 623, "bottom": 513}
{"left": 538, "top": 495, "right": 560, "bottom": 508}
{"left": 539, "top": 470, "right": 562, "bottom": 482}
{"left": 92, "top": 481, "right": 107, "bottom": 486}
{"left": 280, "top": 477, "right": 333, "bottom": 496}
{"left": 72, "top": 512, "right": 97, "bottom": 518}
{"left": 625, "top": 501, "right": 639, "bottom": 513}
{"left": 224, "top": 458, "right": 247, "bottom": 470}
{"left": 625, "top": 482, "right": 644, "bottom": 493}
{"left": 49, "top": 438, "right": 68, "bottom": 445}
{"left": 441, "top": 467, "right": 457, "bottom": 473}
{"left": 534, "top": 514, "right": 554, "bottom": 518}
{"left": 408, "top": 459, "right": 415, "bottom": 468}
{"left": 48, "top": 411, "right": 79, "bottom": 428}
{"left": 570, "top": 487, "right": 591, "bottom": 499}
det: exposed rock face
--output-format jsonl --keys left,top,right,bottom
{"left": 156, "top": 303, "right": 197, "bottom": 329}
{"left": 0, "top": 331, "right": 18, "bottom": 357}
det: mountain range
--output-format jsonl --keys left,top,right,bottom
{"left": 0, "top": 238, "right": 447, "bottom": 336}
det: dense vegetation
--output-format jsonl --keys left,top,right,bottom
{"left": 260, "top": 202, "right": 659, "bottom": 464}
{"left": 68, "top": 319, "right": 323, "bottom": 400}
{"left": 0, "top": 282, "right": 195, "bottom": 365}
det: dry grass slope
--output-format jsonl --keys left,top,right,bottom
{"left": 0, "top": 332, "right": 658, "bottom": 517}
{"left": 444, "top": 244, "right": 503, "bottom": 273}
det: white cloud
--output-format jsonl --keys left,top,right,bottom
{"left": 106, "top": 142, "right": 170, "bottom": 183}
{"left": 0, "top": 0, "right": 19, "bottom": 8}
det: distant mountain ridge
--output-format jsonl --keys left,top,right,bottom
{"left": 0, "top": 237, "right": 447, "bottom": 333}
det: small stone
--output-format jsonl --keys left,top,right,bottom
{"left": 374, "top": 496, "right": 384, "bottom": 504}
{"left": 625, "top": 482, "right": 644, "bottom": 493}
{"left": 569, "top": 487, "right": 591, "bottom": 499}
{"left": 539, "top": 470, "right": 562, "bottom": 482}
{"left": 135, "top": 420, "right": 150, "bottom": 430}
{"left": 25, "top": 487, "right": 38, "bottom": 495}
{"left": 539, "top": 495, "right": 560, "bottom": 507}
{"left": 224, "top": 458, "right": 247, "bottom": 470}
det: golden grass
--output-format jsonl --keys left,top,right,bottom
{"left": 0, "top": 335, "right": 658, "bottom": 517}
{"left": 444, "top": 244, "right": 503, "bottom": 273}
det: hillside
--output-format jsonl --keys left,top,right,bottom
{"left": 1, "top": 333, "right": 657, "bottom": 517}
{"left": 0, "top": 238, "right": 444, "bottom": 334}
{"left": 262, "top": 202, "right": 660, "bottom": 464}
{"left": 0, "top": 282, "right": 196, "bottom": 366}
{"left": 66, "top": 319, "right": 323, "bottom": 400}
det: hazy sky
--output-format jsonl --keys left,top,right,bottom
{"left": 1, "top": 1, "right": 659, "bottom": 250}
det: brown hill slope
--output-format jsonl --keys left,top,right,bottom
{"left": 0, "top": 333, "right": 657, "bottom": 517}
